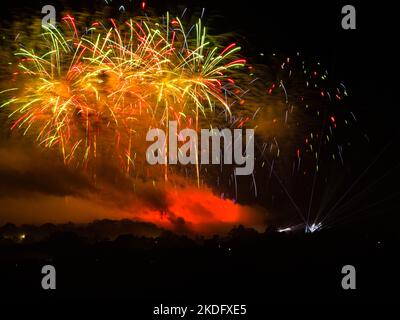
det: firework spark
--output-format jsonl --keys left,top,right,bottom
{"left": 1, "top": 13, "right": 247, "bottom": 178}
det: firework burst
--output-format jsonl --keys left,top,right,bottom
{"left": 1, "top": 13, "right": 247, "bottom": 176}
{"left": 0, "top": 9, "right": 365, "bottom": 232}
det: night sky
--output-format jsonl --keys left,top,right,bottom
{"left": 0, "top": 0, "right": 398, "bottom": 231}
{"left": 0, "top": 0, "right": 398, "bottom": 303}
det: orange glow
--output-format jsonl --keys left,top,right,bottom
{"left": 133, "top": 186, "right": 266, "bottom": 235}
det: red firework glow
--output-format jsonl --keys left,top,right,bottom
{"left": 135, "top": 186, "right": 266, "bottom": 235}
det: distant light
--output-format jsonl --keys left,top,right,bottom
{"left": 277, "top": 227, "right": 292, "bottom": 233}
{"left": 307, "top": 223, "right": 322, "bottom": 233}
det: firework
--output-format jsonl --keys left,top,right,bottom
{"left": 1, "top": 13, "right": 247, "bottom": 176}
{"left": 0, "top": 10, "right": 364, "bottom": 232}
{"left": 246, "top": 51, "right": 364, "bottom": 231}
